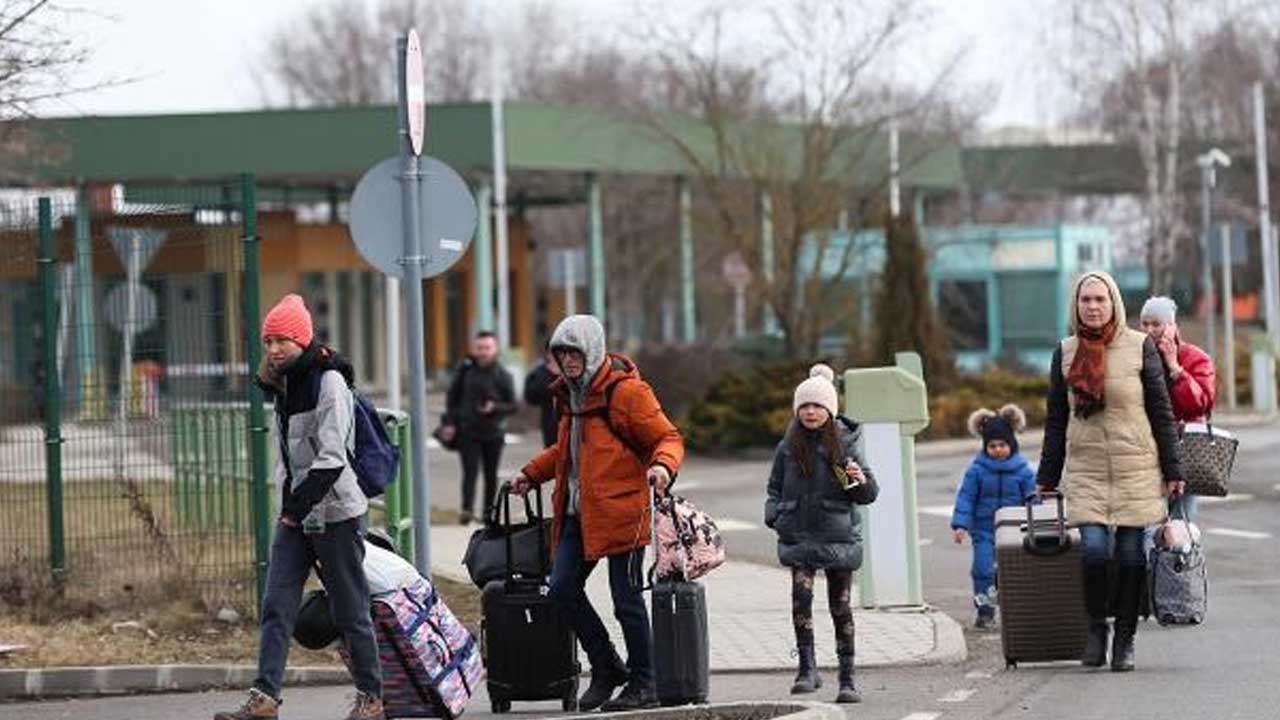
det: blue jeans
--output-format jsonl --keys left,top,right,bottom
{"left": 255, "top": 518, "right": 382, "bottom": 699}
{"left": 969, "top": 531, "right": 996, "bottom": 606}
{"left": 1079, "top": 524, "right": 1146, "bottom": 569}
{"left": 548, "top": 515, "right": 654, "bottom": 685}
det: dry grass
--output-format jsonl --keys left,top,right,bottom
{"left": 0, "top": 569, "right": 483, "bottom": 669}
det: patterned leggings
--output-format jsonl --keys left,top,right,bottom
{"left": 791, "top": 567, "right": 855, "bottom": 655}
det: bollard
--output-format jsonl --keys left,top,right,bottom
{"left": 844, "top": 351, "right": 930, "bottom": 608}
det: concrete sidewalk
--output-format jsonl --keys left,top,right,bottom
{"left": 430, "top": 525, "right": 964, "bottom": 672}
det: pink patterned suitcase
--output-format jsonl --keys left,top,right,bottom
{"left": 342, "top": 577, "right": 485, "bottom": 719}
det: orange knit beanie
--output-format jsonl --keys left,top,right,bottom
{"left": 262, "top": 294, "right": 314, "bottom": 348}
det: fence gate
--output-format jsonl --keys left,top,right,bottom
{"left": 0, "top": 177, "right": 269, "bottom": 620}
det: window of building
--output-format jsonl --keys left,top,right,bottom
{"left": 937, "top": 279, "right": 990, "bottom": 351}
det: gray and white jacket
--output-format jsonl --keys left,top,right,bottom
{"left": 260, "top": 345, "right": 367, "bottom": 525}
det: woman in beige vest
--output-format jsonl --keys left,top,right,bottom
{"left": 1036, "top": 272, "right": 1184, "bottom": 672}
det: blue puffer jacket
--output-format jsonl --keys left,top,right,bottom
{"left": 950, "top": 452, "right": 1036, "bottom": 536}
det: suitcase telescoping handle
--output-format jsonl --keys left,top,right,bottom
{"left": 500, "top": 484, "right": 549, "bottom": 583}
{"left": 1023, "top": 490, "right": 1073, "bottom": 557}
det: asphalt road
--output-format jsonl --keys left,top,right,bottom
{"left": 5, "top": 421, "right": 1278, "bottom": 719}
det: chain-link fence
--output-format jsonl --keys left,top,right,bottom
{"left": 0, "top": 179, "right": 270, "bottom": 620}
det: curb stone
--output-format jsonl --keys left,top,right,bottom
{"left": 0, "top": 664, "right": 348, "bottom": 700}
{"left": 542, "top": 701, "right": 847, "bottom": 720}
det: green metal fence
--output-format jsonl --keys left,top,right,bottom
{"left": 0, "top": 177, "right": 270, "bottom": 620}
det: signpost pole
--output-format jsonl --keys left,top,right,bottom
{"left": 398, "top": 32, "right": 432, "bottom": 575}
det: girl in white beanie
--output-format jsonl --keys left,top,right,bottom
{"left": 764, "top": 365, "right": 879, "bottom": 704}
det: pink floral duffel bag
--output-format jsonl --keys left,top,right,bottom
{"left": 651, "top": 493, "right": 726, "bottom": 582}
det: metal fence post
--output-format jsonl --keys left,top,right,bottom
{"left": 38, "top": 197, "right": 66, "bottom": 576}
{"left": 241, "top": 175, "right": 271, "bottom": 604}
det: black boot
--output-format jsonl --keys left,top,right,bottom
{"left": 834, "top": 653, "right": 860, "bottom": 704}
{"left": 578, "top": 652, "right": 628, "bottom": 711}
{"left": 1111, "top": 565, "right": 1143, "bottom": 672}
{"left": 599, "top": 680, "right": 659, "bottom": 712}
{"left": 1082, "top": 620, "right": 1109, "bottom": 668}
{"left": 1081, "top": 563, "right": 1110, "bottom": 668}
{"left": 790, "top": 644, "right": 822, "bottom": 694}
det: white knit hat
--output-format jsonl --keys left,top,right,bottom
{"left": 1140, "top": 296, "right": 1178, "bottom": 324}
{"left": 794, "top": 364, "right": 839, "bottom": 417}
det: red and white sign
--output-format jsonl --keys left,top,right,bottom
{"left": 405, "top": 29, "right": 425, "bottom": 156}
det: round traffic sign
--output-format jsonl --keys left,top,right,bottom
{"left": 104, "top": 282, "right": 158, "bottom": 335}
{"left": 349, "top": 155, "right": 478, "bottom": 280}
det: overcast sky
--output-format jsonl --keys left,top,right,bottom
{"left": 51, "top": 0, "right": 1066, "bottom": 130}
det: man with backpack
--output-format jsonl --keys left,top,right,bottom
{"left": 510, "top": 314, "right": 684, "bottom": 712}
{"left": 215, "top": 294, "right": 384, "bottom": 720}
{"left": 444, "top": 331, "right": 517, "bottom": 525}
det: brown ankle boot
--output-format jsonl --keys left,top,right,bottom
{"left": 213, "top": 688, "right": 279, "bottom": 720}
{"left": 345, "top": 691, "right": 386, "bottom": 720}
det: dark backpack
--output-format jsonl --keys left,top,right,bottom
{"left": 350, "top": 391, "right": 400, "bottom": 498}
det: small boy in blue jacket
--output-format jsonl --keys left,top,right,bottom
{"left": 951, "top": 404, "right": 1036, "bottom": 629}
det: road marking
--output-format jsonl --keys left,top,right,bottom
{"left": 1198, "top": 493, "right": 1253, "bottom": 504}
{"left": 918, "top": 504, "right": 953, "bottom": 519}
{"left": 899, "top": 713, "right": 941, "bottom": 720}
{"left": 919, "top": 537, "right": 935, "bottom": 547}
{"left": 938, "top": 688, "right": 977, "bottom": 703}
{"left": 672, "top": 481, "right": 706, "bottom": 492}
{"left": 714, "top": 518, "right": 760, "bottom": 532}
{"left": 965, "top": 670, "right": 993, "bottom": 680}
{"left": 1206, "top": 527, "right": 1273, "bottom": 540}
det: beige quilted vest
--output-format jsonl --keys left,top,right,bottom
{"left": 1059, "top": 327, "right": 1167, "bottom": 527}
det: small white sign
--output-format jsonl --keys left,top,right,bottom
{"left": 440, "top": 238, "right": 463, "bottom": 252}
{"left": 405, "top": 30, "right": 426, "bottom": 156}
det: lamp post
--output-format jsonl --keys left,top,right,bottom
{"left": 1197, "top": 148, "right": 1231, "bottom": 361}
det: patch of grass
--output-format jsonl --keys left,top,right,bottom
{"left": 0, "top": 571, "right": 483, "bottom": 669}
{"left": 0, "top": 597, "right": 338, "bottom": 668}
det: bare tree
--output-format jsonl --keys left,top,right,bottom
{"left": 0, "top": 0, "right": 101, "bottom": 119}
{"left": 257, "top": 0, "right": 487, "bottom": 106}
{"left": 1060, "top": 0, "right": 1265, "bottom": 294}
{"left": 629, "top": 0, "right": 966, "bottom": 358}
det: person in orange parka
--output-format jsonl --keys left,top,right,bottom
{"left": 510, "top": 314, "right": 684, "bottom": 712}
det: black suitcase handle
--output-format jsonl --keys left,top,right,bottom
{"left": 1023, "top": 491, "right": 1073, "bottom": 557}
{"left": 500, "top": 485, "right": 549, "bottom": 584}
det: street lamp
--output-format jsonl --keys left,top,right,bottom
{"left": 1198, "top": 148, "right": 1231, "bottom": 361}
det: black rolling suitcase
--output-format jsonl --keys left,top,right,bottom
{"left": 996, "top": 492, "right": 1089, "bottom": 668}
{"left": 480, "top": 487, "right": 580, "bottom": 713}
{"left": 647, "top": 486, "right": 710, "bottom": 706}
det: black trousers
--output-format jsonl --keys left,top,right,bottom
{"left": 460, "top": 434, "right": 504, "bottom": 518}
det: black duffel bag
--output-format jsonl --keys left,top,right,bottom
{"left": 461, "top": 485, "right": 552, "bottom": 589}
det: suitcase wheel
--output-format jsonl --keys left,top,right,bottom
{"left": 1005, "top": 658, "right": 1017, "bottom": 669}
{"left": 491, "top": 698, "right": 512, "bottom": 714}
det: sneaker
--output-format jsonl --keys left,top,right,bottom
{"left": 599, "top": 680, "right": 659, "bottom": 712}
{"left": 974, "top": 605, "right": 997, "bottom": 630}
{"left": 458, "top": 510, "right": 473, "bottom": 526}
{"left": 345, "top": 691, "right": 386, "bottom": 720}
{"left": 213, "top": 688, "right": 279, "bottom": 720}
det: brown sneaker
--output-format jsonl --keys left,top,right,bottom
{"left": 346, "top": 691, "right": 386, "bottom": 720}
{"left": 213, "top": 688, "right": 279, "bottom": 720}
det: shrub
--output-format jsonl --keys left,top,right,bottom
{"left": 683, "top": 359, "right": 810, "bottom": 451}
{"left": 633, "top": 343, "right": 749, "bottom": 421}
{"left": 925, "top": 368, "right": 1049, "bottom": 441}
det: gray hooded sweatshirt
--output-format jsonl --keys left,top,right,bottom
{"left": 548, "top": 315, "right": 607, "bottom": 516}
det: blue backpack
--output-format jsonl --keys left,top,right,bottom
{"left": 350, "top": 391, "right": 400, "bottom": 498}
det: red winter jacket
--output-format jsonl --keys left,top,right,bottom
{"left": 1168, "top": 340, "right": 1216, "bottom": 423}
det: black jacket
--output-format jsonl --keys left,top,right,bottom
{"left": 765, "top": 424, "right": 879, "bottom": 570}
{"left": 445, "top": 357, "right": 517, "bottom": 440}
{"left": 523, "top": 362, "right": 559, "bottom": 448}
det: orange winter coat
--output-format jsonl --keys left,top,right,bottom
{"left": 520, "top": 353, "right": 684, "bottom": 561}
